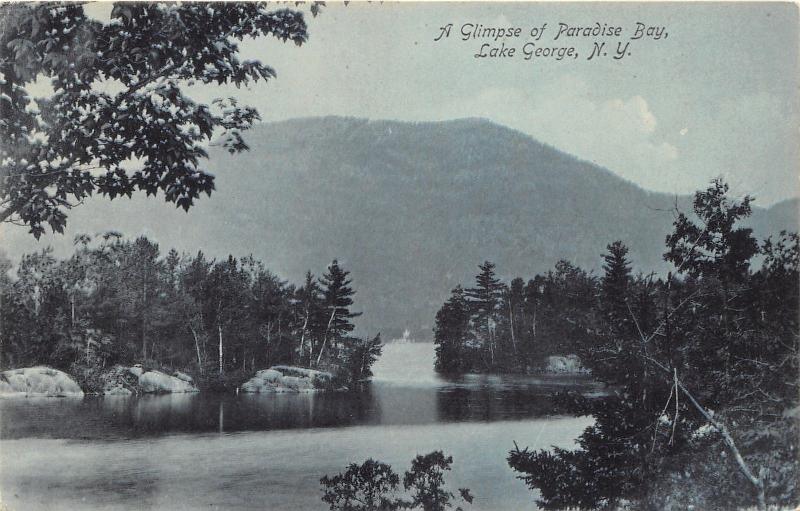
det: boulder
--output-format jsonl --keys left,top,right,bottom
{"left": 0, "top": 367, "right": 84, "bottom": 398}
{"left": 269, "top": 365, "right": 333, "bottom": 386}
{"left": 97, "top": 365, "right": 139, "bottom": 395}
{"left": 241, "top": 366, "right": 333, "bottom": 394}
{"left": 104, "top": 384, "right": 133, "bottom": 396}
{"left": 94, "top": 365, "right": 198, "bottom": 395}
{"left": 138, "top": 369, "right": 199, "bottom": 394}
{"left": 544, "top": 355, "right": 589, "bottom": 375}
{"left": 172, "top": 370, "right": 194, "bottom": 384}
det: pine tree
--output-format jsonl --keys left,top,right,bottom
{"left": 434, "top": 286, "right": 471, "bottom": 373}
{"left": 123, "top": 236, "right": 163, "bottom": 361}
{"left": 600, "top": 240, "right": 632, "bottom": 326}
{"left": 317, "top": 260, "right": 361, "bottom": 366}
{"left": 465, "top": 261, "right": 503, "bottom": 367}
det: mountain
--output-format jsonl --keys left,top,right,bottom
{"left": 3, "top": 117, "right": 797, "bottom": 338}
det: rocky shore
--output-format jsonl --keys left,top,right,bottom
{"left": 99, "top": 364, "right": 200, "bottom": 395}
{"left": 240, "top": 366, "right": 333, "bottom": 393}
{"left": 0, "top": 364, "right": 338, "bottom": 397}
{"left": 0, "top": 364, "right": 200, "bottom": 398}
{"left": 0, "top": 367, "right": 84, "bottom": 397}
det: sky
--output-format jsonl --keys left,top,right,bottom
{"left": 99, "top": 1, "right": 797, "bottom": 207}
{"left": 36, "top": 1, "right": 800, "bottom": 208}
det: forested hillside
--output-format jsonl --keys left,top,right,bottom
{"left": 3, "top": 117, "right": 796, "bottom": 338}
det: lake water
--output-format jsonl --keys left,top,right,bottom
{"left": 0, "top": 342, "right": 599, "bottom": 510}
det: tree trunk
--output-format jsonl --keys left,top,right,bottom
{"left": 200, "top": 311, "right": 207, "bottom": 362}
{"left": 509, "top": 303, "right": 517, "bottom": 355}
{"left": 266, "top": 322, "right": 272, "bottom": 367}
{"left": 487, "top": 318, "right": 495, "bottom": 365}
{"left": 218, "top": 324, "right": 223, "bottom": 375}
{"left": 299, "top": 309, "right": 309, "bottom": 365}
{"left": 190, "top": 325, "right": 203, "bottom": 373}
{"left": 677, "top": 380, "right": 766, "bottom": 510}
{"left": 142, "top": 278, "right": 148, "bottom": 360}
{"left": 627, "top": 298, "right": 766, "bottom": 511}
{"left": 316, "top": 307, "right": 337, "bottom": 368}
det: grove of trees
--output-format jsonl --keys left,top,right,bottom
{"left": 0, "top": 232, "right": 379, "bottom": 390}
{"left": 434, "top": 258, "right": 596, "bottom": 374}
{"left": 434, "top": 179, "right": 798, "bottom": 509}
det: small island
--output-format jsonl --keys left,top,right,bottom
{"left": 433, "top": 259, "right": 596, "bottom": 377}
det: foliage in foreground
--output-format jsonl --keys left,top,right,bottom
{"left": 320, "top": 451, "right": 473, "bottom": 511}
{"left": 1, "top": 2, "right": 320, "bottom": 237}
{"left": 506, "top": 179, "right": 799, "bottom": 510}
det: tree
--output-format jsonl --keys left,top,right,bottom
{"left": 504, "top": 277, "right": 526, "bottom": 358}
{"left": 465, "top": 261, "right": 503, "bottom": 366}
{"left": 123, "top": 236, "right": 163, "bottom": 361}
{"left": 317, "top": 259, "right": 361, "bottom": 366}
{"left": 204, "top": 256, "right": 250, "bottom": 374}
{"left": 245, "top": 257, "right": 291, "bottom": 371}
{"left": 320, "top": 452, "right": 472, "bottom": 511}
{"left": 341, "top": 334, "right": 383, "bottom": 384}
{"left": 0, "top": 2, "right": 319, "bottom": 237}
{"left": 433, "top": 286, "right": 471, "bottom": 374}
{"left": 180, "top": 251, "right": 213, "bottom": 370}
{"left": 402, "top": 451, "right": 472, "bottom": 511}
{"left": 664, "top": 178, "right": 758, "bottom": 285}
{"left": 588, "top": 241, "right": 648, "bottom": 391}
{"left": 295, "top": 270, "right": 324, "bottom": 365}
{"left": 321, "top": 459, "right": 401, "bottom": 511}
{"left": 600, "top": 240, "right": 632, "bottom": 326}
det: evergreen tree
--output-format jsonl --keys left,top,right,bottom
{"left": 433, "top": 286, "right": 471, "bottom": 373}
{"left": 318, "top": 259, "right": 361, "bottom": 366}
{"left": 124, "top": 236, "right": 163, "bottom": 361}
{"left": 600, "top": 240, "right": 632, "bottom": 325}
{"left": 465, "top": 261, "right": 503, "bottom": 366}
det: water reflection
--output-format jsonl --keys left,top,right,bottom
{"left": 0, "top": 344, "right": 601, "bottom": 511}
{"left": 0, "top": 375, "right": 601, "bottom": 440}
{"left": 1, "top": 389, "right": 387, "bottom": 439}
{"left": 434, "top": 375, "right": 594, "bottom": 422}
{"left": 0, "top": 344, "right": 602, "bottom": 440}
